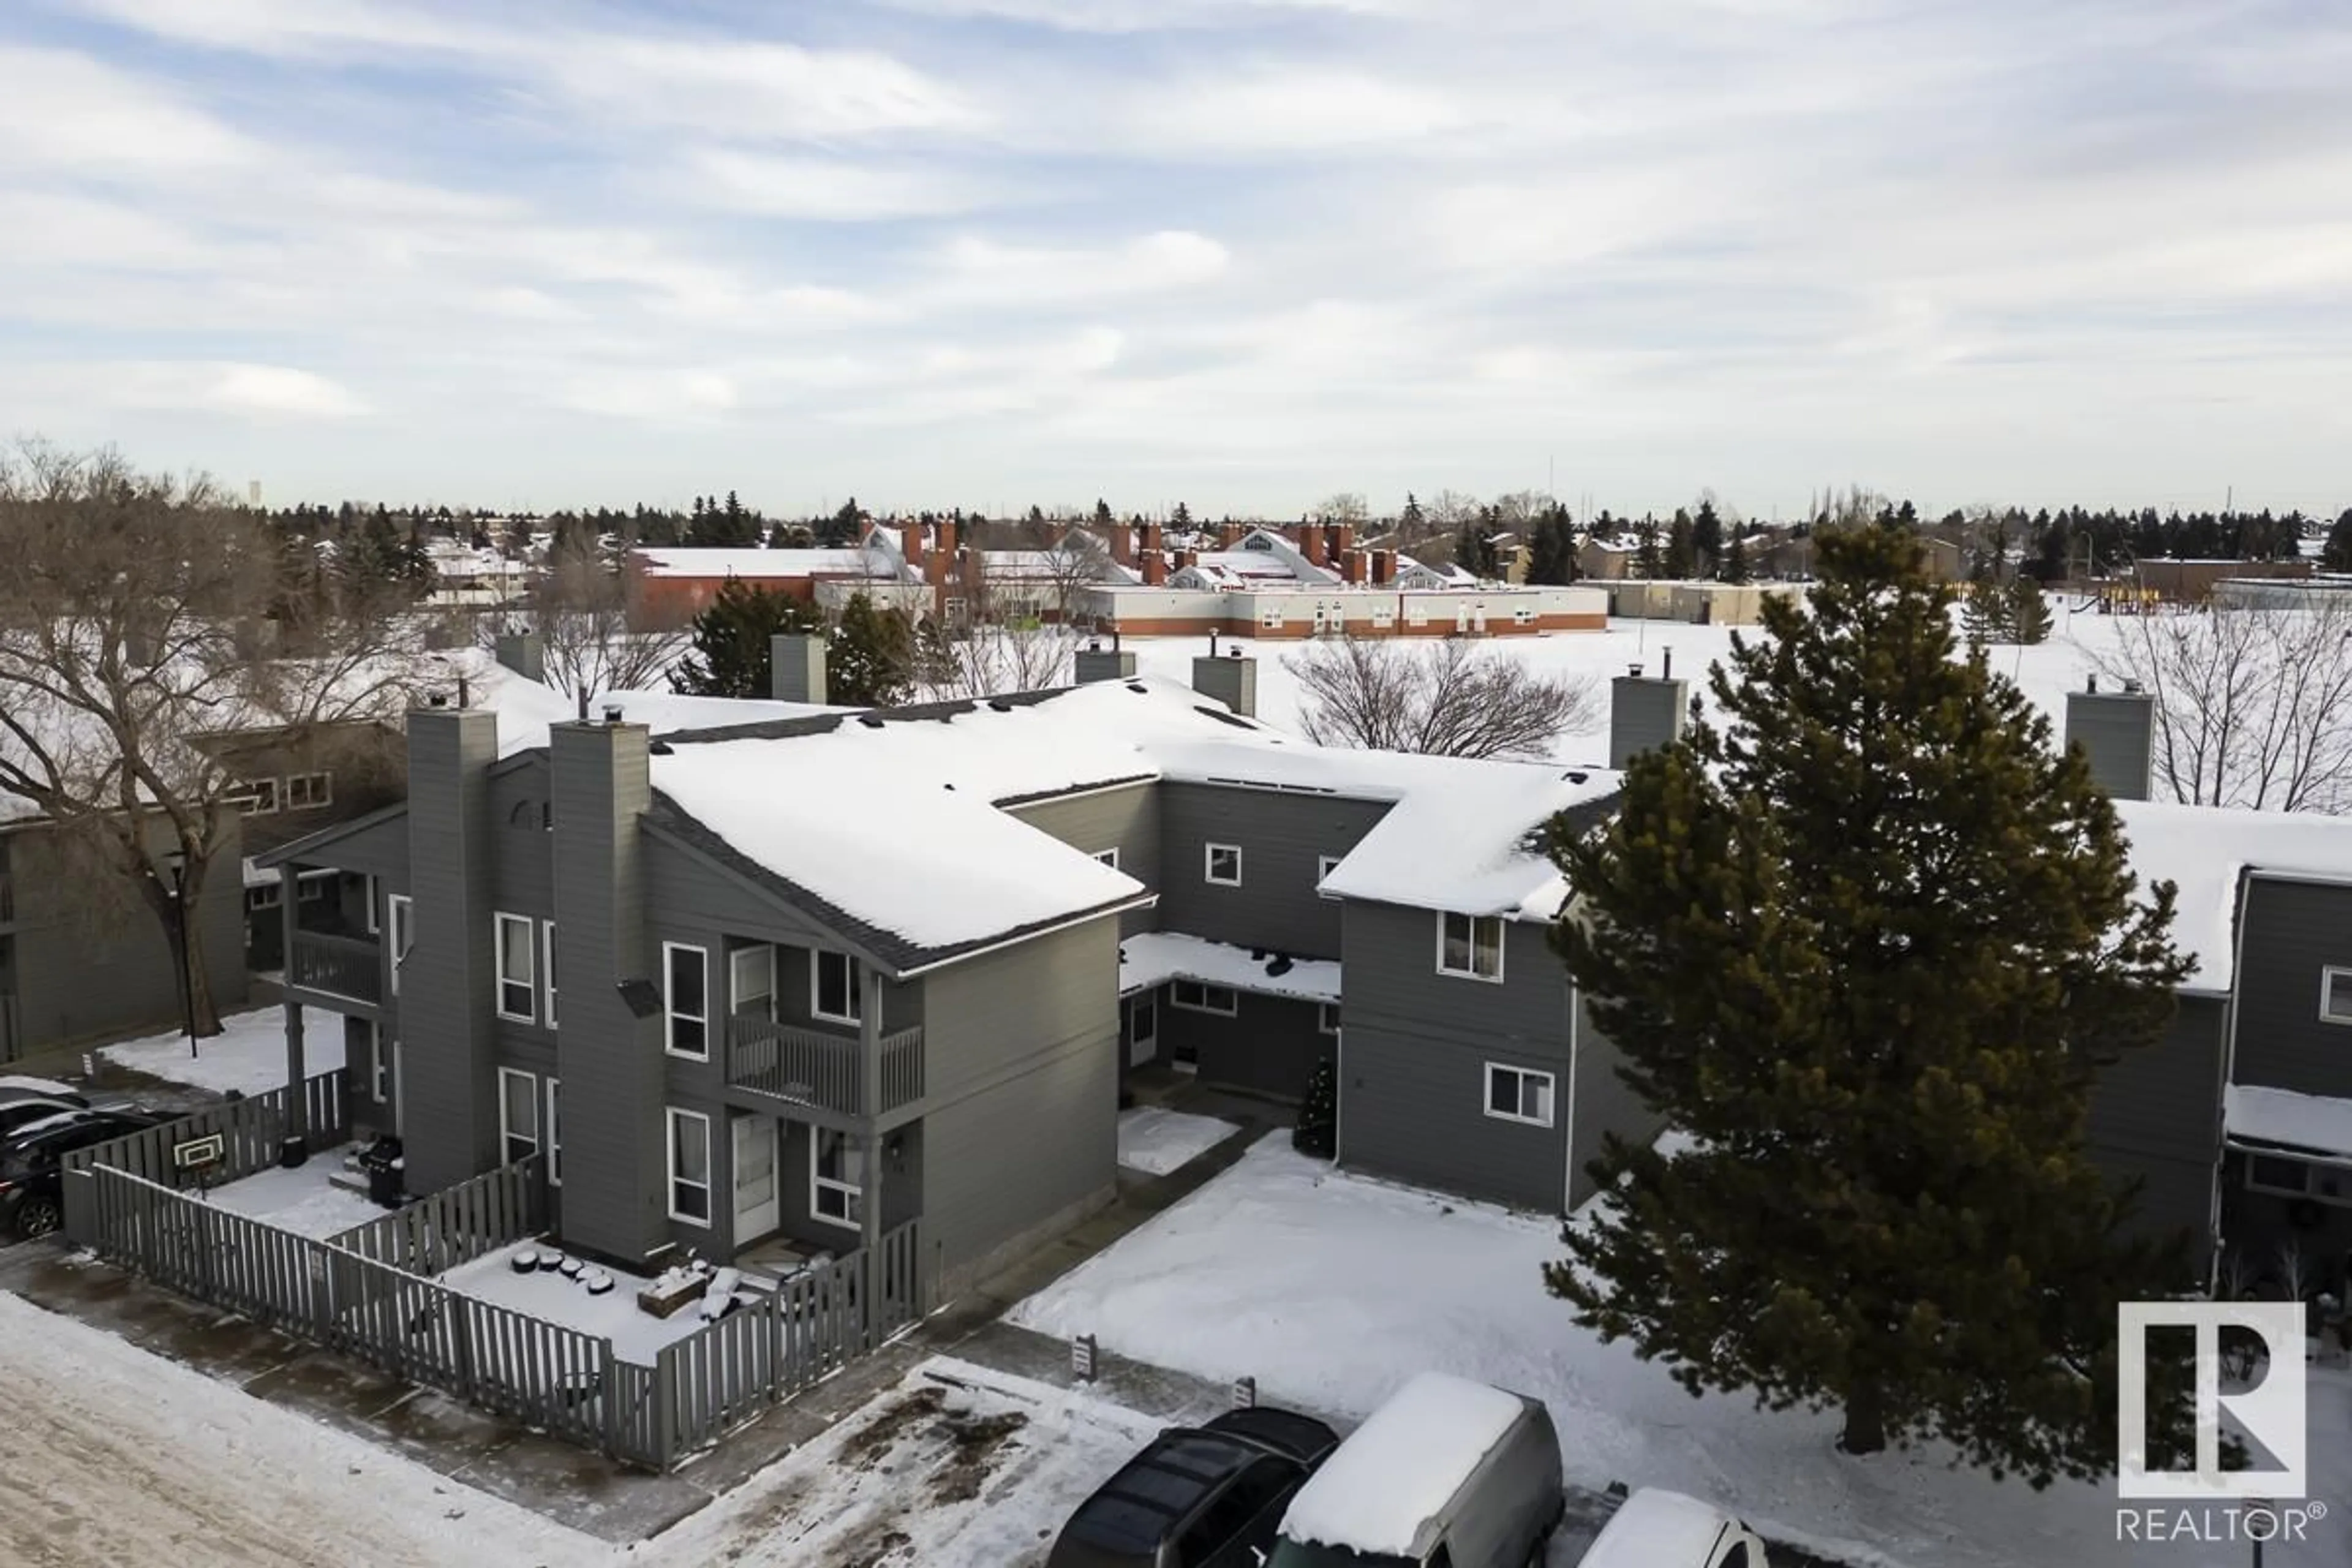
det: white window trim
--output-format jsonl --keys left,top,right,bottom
{"left": 731, "top": 943, "right": 777, "bottom": 1020}
{"left": 494, "top": 912, "right": 537, "bottom": 1023}
{"left": 2244, "top": 1152, "right": 2352, "bottom": 1207}
{"left": 497, "top": 1066, "right": 538, "bottom": 1163}
{"left": 1436, "top": 911, "right": 1506, "bottom": 984}
{"left": 365, "top": 1021, "right": 388, "bottom": 1104}
{"left": 1170, "top": 979, "right": 1238, "bottom": 1016}
{"left": 810, "top": 1129, "right": 864, "bottom": 1232}
{"left": 1318, "top": 1001, "right": 1341, "bottom": 1036}
{"left": 546, "top": 1077, "right": 562, "bottom": 1188}
{"left": 1316, "top": 854, "right": 1343, "bottom": 900}
{"left": 247, "top": 883, "right": 282, "bottom": 912}
{"left": 811, "top": 949, "right": 862, "bottom": 1027}
{"left": 386, "top": 894, "right": 412, "bottom": 995}
{"left": 364, "top": 875, "right": 379, "bottom": 933}
{"left": 1484, "top": 1062, "right": 1556, "bottom": 1128}
{"left": 228, "top": 778, "right": 279, "bottom": 815}
{"left": 664, "top": 941, "right": 710, "bottom": 1060}
{"left": 666, "top": 1107, "right": 712, "bottom": 1227}
{"left": 284, "top": 771, "right": 333, "bottom": 810}
{"left": 2321, "top": 965, "right": 2352, "bottom": 1026}
{"left": 542, "top": 919, "right": 558, "bottom": 1031}
{"left": 1094, "top": 846, "right": 1121, "bottom": 870}
{"left": 1204, "top": 842, "right": 1243, "bottom": 887}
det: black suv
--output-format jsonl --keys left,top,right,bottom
{"left": 0, "top": 1106, "right": 167, "bottom": 1240}
{"left": 1049, "top": 1408, "right": 1340, "bottom": 1568}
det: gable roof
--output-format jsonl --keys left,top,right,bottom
{"left": 2115, "top": 799, "right": 2352, "bottom": 995}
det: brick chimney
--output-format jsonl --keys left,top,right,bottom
{"left": 1109, "top": 522, "right": 1134, "bottom": 568}
{"left": 1332, "top": 523, "right": 1355, "bottom": 561}
{"left": 925, "top": 548, "right": 948, "bottom": 588}
{"left": 1299, "top": 526, "right": 1327, "bottom": 568}
{"left": 1219, "top": 522, "right": 1242, "bottom": 550}
{"left": 938, "top": 518, "right": 959, "bottom": 556}
{"left": 1370, "top": 550, "right": 1393, "bottom": 586}
{"left": 1175, "top": 548, "right": 1197, "bottom": 571}
{"left": 899, "top": 522, "right": 922, "bottom": 568}
{"left": 1143, "top": 551, "right": 1168, "bottom": 586}
{"left": 1343, "top": 549, "right": 1368, "bottom": 585}
{"left": 1141, "top": 522, "right": 1163, "bottom": 557}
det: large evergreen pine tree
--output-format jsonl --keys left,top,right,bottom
{"left": 673, "top": 578, "right": 823, "bottom": 698}
{"left": 1543, "top": 521, "right": 2198, "bottom": 1483}
{"left": 829, "top": 592, "right": 914, "bottom": 707}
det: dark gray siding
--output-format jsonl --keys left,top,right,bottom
{"left": 1566, "top": 999, "right": 1662, "bottom": 1209}
{"left": 296, "top": 812, "right": 410, "bottom": 882}
{"left": 1007, "top": 784, "right": 1161, "bottom": 936}
{"left": 2229, "top": 876, "right": 2352, "bottom": 1098}
{"left": 2084, "top": 995, "right": 2226, "bottom": 1266}
{"left": 1336, "top": 900, "right": 1573, "bottom": 1212}
{"left": 921, "top": 917, "right": 1120, "bottom": 1278}
{"left": 1159, "top": 989, "right": 1326, "bottom": 1101}
{"left": 402, "top": 710, "right": 501, "bottom": 1193}
{"left": 1608, "top": 676, "right": 1687, "bottom": 769}
{"left": 2064, "top": 690, "right": 2155, "bottom": 801}
{"left": 1155, "top": 782, "right": 1389, "bottom": 959}
{"left": 5, "top": 813, "right": 247, "bottom": 1057}
{"left": 489, "top": 761, "right": 554, "bottom": 921}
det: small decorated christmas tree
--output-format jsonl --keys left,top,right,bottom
{"left": 1292, "top": 1054, "right": 1337, "bottom": 1158}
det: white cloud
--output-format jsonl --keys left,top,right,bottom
{"left": 559, "top": 370, "right": 741, "bottom": 423}
{"left": 683, "top": 149, "right": 1004, "bottom": 221}
{"left": 929, "top": 230, "right": 1231, "bottom": 306}
{"left": 202, "top": 364, "right": 369, "bottom": 418}
{"left": 0, "top": 45, "right": 252, "bottom": 168}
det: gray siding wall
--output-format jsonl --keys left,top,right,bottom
{"left": 1566, "top": 998, "right": 1663, "bottom": 1210}
{"left": 1155, "top": 783, "right": 1390, "bottom": 959}
{"left": 921, "top": 917, "right": 1120, "bottom": 1276}
{"left": 1159, "top": 988, "right": 1327, "bottom": 1101}
{"left": 2229, "top": 876, "right": 2352, "bottom": 1098}
{"left": 2064, "top": 690, "right": 2155, "bottom": 801}
{"left": 550, "top": 720, "right": 674, "bottom": 1263}
{"left": 5, "top": 813, "right": 247, "bottom": 1057}
{"left": 1608, "top": 676, "right": 1687, "bottom": 769}
{"left": 1336, "top": 900, "right": 1574, "bottom": 1212}
{"left": 1007, "top": 784, "right": 1162, "bottom": 936}
{"left": 402, "top": 710, "right": 501, "bottom": 1193}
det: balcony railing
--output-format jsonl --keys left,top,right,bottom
{"left": 727, "top": 1017, "right": 925, "bottom": 1118}
{"left": 288, "top": 930, "right": 382, "bottom": 1005}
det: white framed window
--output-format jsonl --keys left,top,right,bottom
{"left": 246, "top": 883, "right": 281, "bottom": 913}
{"left": 1204, "top": 843, "right": 1243, "bottom": 886}
{"left": 1438, "top": 911, "right": 1505, "bottom": 982}
{"left": 542, "top": 919, "right": 558, "bottom": 1030}
{"left": 546, "top": 1077, "right": 562, "bottom": 1187}
{"left": 812, "top": 1128, "right": 864, "bottom": 1230}
{"left": 386, "top": 894, "right": 413, "bottom": 995}
{"left": 1512, "top": 605, "right": 1536, "bottom": 627}
{"left": 1171, "top": 979, "right": 1237, "bottom": 1016}
{"left": 227, "top": 778, "right": 279, "bottom": 815}
{"left": 497, "top": 1066, "right": 538, "bottom": 1164}
{"left": 667, "top": 1107, "right": 712, "bottom": 1225}
{"left": 1485, "top": 1063, "right": 1555, "bottom": 1127}
{"left": 364, "top": 875, "right": 379, "bottom": 933}
{"left": 1371, "top": 605, "right": 1395, "bottom": 628}
{"left": 494, "top": 913, "right": 537, "bottom": 1023}
{"left": 2322, "top": 967, "right": 2352, "bottom": 1026}
{"left": 297, "top": 869, "right": 335, "bottom": 905}
{"left": 1319, "top": 1001, "right": 1341, "bottom": 1035}
{"left": 1406, "top": 603, "right": 1430, "bottom": 628}
{"left": 364, "top": 1021, "right": 388, "bottom": 1103}
{"left": 731, "top": 943, "right": 777, "bottom": 1020}
{"left": 665, "top": 942, "right": 709, "bottom": 1058}
{"left": 1094, "top": 847, "right": 1121, "bottom": 870}
{"left": 812, "top": 949, "right": 862, "bottom": 1025}
{"left": 284, "top": 772, "right": 333, "bottom": 810}
{"left": 2245, "top": 1153, "right": 2352, "bottom": 1206}
{"left": 1316, "top": 854, "right": 1343, "bottom": 900}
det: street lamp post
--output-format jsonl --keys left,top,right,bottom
{"left": 163, "top": 849, "right": 198, "bottom": 1059}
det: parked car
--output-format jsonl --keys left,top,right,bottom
{"left": 1268, "top": 1371, "right": 1562, "bottom": 1568}
{"left": 1577, "top": 1489, "right": 1770, "bottom": 1568}
{"left": 0, "top": 1106, "right": 168, "bottom": 1241}
{"left": 1048, "top": 1406, "right": 1341, "bottom": 1568}
{"left": 0, "top": 1084, "right": 91, "bottom": 1137}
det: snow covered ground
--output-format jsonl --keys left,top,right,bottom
{"left": 439, "top": 1242, "right": 731, "bottom": 1366}
{"left": 1117, "top": 1106, "right": 1240, "bottom": 1176}
{"left": 204, "top": 1145, "right": 385, "bottom": 1239}
{"left": 1009, "top": 1134, "right": 2352, "bottom": 1568}
{"left": 100, "top": 1003, "right": 337, "bottom": 1098}
{"left": 1124, "top": 612, "right": 2119, "bottom": 766}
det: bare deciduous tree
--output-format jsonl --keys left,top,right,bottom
{"left": 2087, "top": 597, "right": 2352, "bottom": 813}
{"left": 0, "top": 442, "right": 429, "bottom": 1033}
{"left": 1284, "top": 636, "right": 1600, "bottom": 760}
{"left": 918, "top": 548, "right": 1077, "bottom": 698}
{"left": 1315, "top": 492, "right": 1370, "bottom": 526}
{"left": 505, "top": 530, "right": 686, "bottom": 706}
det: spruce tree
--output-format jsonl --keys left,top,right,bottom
{"left": 1634, "top": 516, "right": 1663, "bottom": 579}
{"left": 829, "top": 592, "right": 914, "bottom": 707}
{"left": 2325, "top": 508, "right": 2352, "bottom": 572}
{"left": 1959, "top": 555, "right": 2007, "bottom": 647}
{"left": 1663, "top": 511, "right": 1696, "bottom": 578}
{"left": 673, "top": 579, "right": 823, "bottom": 698}
{"left": 2007, "top": 573, "right": 2052, "bottom": 645}
{"left": 1292, "top": 1054, "right": 1338, "bottom": 1158}
{"left": 1719, "top": 531, "right": 1751, "bottom": 585}
{"left": 1542, "top": 521, "right": 2198, "bottom": 1483}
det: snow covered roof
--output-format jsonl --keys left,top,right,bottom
{"left": 1157, "top": 740, "right": 1620, "bottom": 921}
{"left": 629, "top": 546, "right": 880, "bottom": 581}
{"left": 1278, "top": 1372, "right": 1531, "bottom": 1558}
{"left": 2225, "top": 1084, "right": 2352, "bottom": 1162}
{"left": 2116, "top": 801, "right": 2352, "bottom": 993}
{"left": 1580, "top": 1490, "right": 1751, "bottom": 1568}
{"left": 1119, "top": 932, "right": 1341, "bottom": 1003}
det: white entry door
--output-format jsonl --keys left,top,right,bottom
{"left": 1128, "top": 995, "right": 1158, "bottom": 1068}
{"left": 732, "top": 1115, "right": 780, "bottom": 1241}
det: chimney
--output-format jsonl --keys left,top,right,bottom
{"left": 549, "top": 712, "right": 667, "bottom": 1262}
{"left": 1219, "top": 522, "right": 1242, "bottom": 550}
{"left": 771, "top": 633, "right": 828, "bottom": 705}
{"left": 1343, "top": 549, "right": 1369, "bottom": 585}
{"left": 925, "top": 549, "right": 948, "bottom": 588}
{"left": 1074, "top": 641, "right": 1139, "bottom": 684}
{"left": 1109, "top": 522, "right": 1134, "bottom": 568}
{"left": 1610, "top": 665, "right": 1689, "bottom": 769}
{"left": 1141, "top": 522, "right": 1163, "bottom": 557}
{"left": 493, "top": 632, "right": 545, "bottom": 684}
{"left": 1370, "top": 550, "right": 1393, "bottom": 586}
{"left": 1332, "top": 523, "right": 1356, "bottom": 560}
{"left": 899, "top": 522, "right": 922, "bottom": 567}
{"left": 938, "top": 518, "right": 959, "bottom": 556}
{"left": 1193, "top": 649, "right": 1257, "bottom": 718}
{"left": 1175, "top": 548, "right": 1197, "bottom": 571}
{"left": 1299, "top": 525, "right": 1327, "bottom": 568}
{"left": 1143, "top": 551, "right": 1168, "bottom": 587}
{"left": 400, "top": 706, "right": 502, "bottom": 1193}
{"left": 2065, "top": 682, "right": 2155, "bottom": 800}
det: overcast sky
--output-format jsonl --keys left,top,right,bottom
{"left": 1, "top": 0, "right": 2345, "bottom": 518}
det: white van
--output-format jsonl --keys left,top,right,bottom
{"left": 1578, "top": 1489, "right": 1771, "bottom": 1568}
{"left": 1265, "top": 1372, "right": 1562, "bottom": 1568}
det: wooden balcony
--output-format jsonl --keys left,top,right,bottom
{"left": 287, "top": 930, "right": 382, "bottom": 1005}
{"left": 727, "top": 1017, "right": 924, "bottom": 1119}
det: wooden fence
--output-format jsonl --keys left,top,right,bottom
{"left": 326, "top": 1157, "right": 545, "bottom": 1275}
{"left": 62, "top": 1069, "right": 349, "bottom": 1217}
